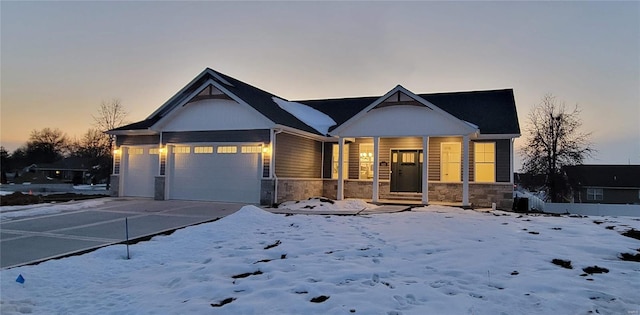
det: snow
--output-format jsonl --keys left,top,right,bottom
{"left": 273, "top": 97, "right": 336, "bottom": 135}
{"left": 0, "top": 199, "right": 109, "bottom": 221}
{"left": 278, "top": 197, "right": 379, "bottom": 212}
{"left": 2, "top": 205, "right": 639, "bottom": 314}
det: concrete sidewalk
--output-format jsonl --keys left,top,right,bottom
{"left": 266, "top": 205, "right": 411, "bottom": 215}
{"left": 0, "top": 199, "right": 243, "bottom": 269}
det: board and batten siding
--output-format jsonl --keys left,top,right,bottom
{"left": 275, "top": 132, "right": 322, "bottom": 178}
{"left": 116, "top": 135, "right": 160, "bottom": 146}
{"left": 495, "top": 139, "right": 511, "bottom": 183}
{"left": 161, "top": 130, "right": 270, "bottom": 144}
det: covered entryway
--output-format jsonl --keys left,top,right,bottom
{"left": 167, "top": 143, "right": 262, "bottom": 203}
{"left": 122, "top": 146, "right": 159, "bottom": 197}
{"left": 390, "top": 149, "right": 423, "bottom": 192}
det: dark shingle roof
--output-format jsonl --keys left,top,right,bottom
{"left": 297, "top": 89, "right": 520, "bottom": 135}
{"left": 564, "top": 165, "right": 640, "bottom": 188}
{"left": 111, "top": 68, "right": 520, "bottom": 136}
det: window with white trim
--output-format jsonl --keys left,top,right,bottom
{"left": 241, "top": 145, "right": 262, "bottom": 154}
{"left": 129, "top": 148, "right": 144, "bottom": 155}
{"left": 474, "top": 142, "right": 495, "bottom": 182}
{"left": 587, "top": 188, "right": 603, "bottom": 201}
{"left": 331, "top": 144, "right": 348, "bottom": 179}
{"left": 194, "top": 146, "right": 214, "bottom": 154}
{"left": 359, "top": 143, "right": 374, "bottom": 180}
{"left": 173, "top": 146, "right": 190, "bottom": 154}
{"left": 217, "top": 146, "right": 237, "bottom": 154}
{"left": 149, "top": 148, "right": 160, "bottom": 155}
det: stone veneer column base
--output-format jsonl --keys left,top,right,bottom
{"left": 109, "top": 175, "right": 120, "bottom": 197}
{"left": 154, "top": 176, "right": 166, "bottom": 200}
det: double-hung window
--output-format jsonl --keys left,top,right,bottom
{"left": 474, "top": 142, "right": 495, "bottom": 182}
{"left": 587, "top": 188, "right": 603, "bottom": 201}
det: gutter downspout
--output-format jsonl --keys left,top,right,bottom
{"left": 271, "top": 128, "right": 283, "bottom": 204}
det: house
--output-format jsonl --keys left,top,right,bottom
{"left": 107, "top": 68, "right": 520, "bottom": 209}
{"left": 13, "top": 158, "right": 91, "bottom": 185}
{"left": 564, "top": 165, "right": 640, "bottom": 204}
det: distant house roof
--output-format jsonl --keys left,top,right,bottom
{"left": 110, "top": 68, "right": 520, "bottom": 136}
{"left": 564, "top": 165, "right": 640, "bottom": 188}
{"left": 35, "top": 157, "right": 92, "bottom": 171}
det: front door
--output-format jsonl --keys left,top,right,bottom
{"left": 391, "top": 150, "right": 422, "bottom": 192}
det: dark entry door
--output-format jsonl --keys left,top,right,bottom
{"left": 390, "top": 150, "right": 422, "bottom": 192}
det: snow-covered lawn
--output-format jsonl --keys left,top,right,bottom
{"left": 1, "top": 205, "right": 639, "bottom": 314}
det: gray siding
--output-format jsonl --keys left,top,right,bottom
{"left": 162, "top": 129, "right": 270, "bottom": 144}
{"left": 116, "top": 135, "right": 160, "bottom": 146}
{"left": 275, "top": 132, "right": 322, "bottom": 178}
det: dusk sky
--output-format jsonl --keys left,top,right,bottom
{"left": 1, "top": 1, "right": 638, "bottom": 170}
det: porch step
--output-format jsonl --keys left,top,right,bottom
{"left": 383, "top": 193, "right": 423, "bottom": 201}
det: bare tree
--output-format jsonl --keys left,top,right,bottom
{"left": 93, "top": 99, "right": 128, "bottom": 138}
{"left": 26, "top": 128, "right": 71, "bottom": 164}
{"left": 92, "top": 99, "right": 129, "bottom": 188}
{"left": 520, "top": 94, "right": 594, "bottom": 202}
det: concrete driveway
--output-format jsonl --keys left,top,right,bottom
{"left": 0, "top": 198, "right": 243, "bottom": 269}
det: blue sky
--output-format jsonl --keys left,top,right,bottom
{"left": 1, "top": 1, "right": 638, "bottom": 169}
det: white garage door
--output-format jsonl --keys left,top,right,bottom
{"left": 122, "top": 146, "right": 159, "bottom": 198}
{"left": 168, "top": 144, "right": 261, "bottom": 203}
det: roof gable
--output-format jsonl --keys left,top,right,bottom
{"left": 328, "top": 85, "right": 479, "bottom": 137}
{"left": 299, "top": 88, "right": 520, "bottom": 135}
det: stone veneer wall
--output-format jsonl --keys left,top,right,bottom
{"left": 429, "top": 182, "right": 513, "bottom": 209}
{"left": 109, "top": 175, "right": 119, "bottom": 197}
{"left": 154, "top": 176, "right": 165, "bottom": 200}
{"left": 321, "top": 180, "right": 513, "bottom": 210}
{"left": 276, "top": 179, "right": 324, "bottom": 203}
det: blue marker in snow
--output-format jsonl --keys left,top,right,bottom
{"left": 16, "top": 274, "right": 25, "bottom": 284}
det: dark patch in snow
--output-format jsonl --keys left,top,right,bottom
{"left": 231, "top": 270, "right": 263, "bottom": 279}
{"left": 622, "top": 229, "right": 640, "bottom": 240}
{"left": 303, "top": 205, "right": 316, "bottom": 209}
{"left": 619, "top": 252, "right": 640, "bottom": 262}
{"left": 264, "top": 240, "right": 281, "bottom": 250}
{"left": 551, "top": 259, "right": 573, "bottom": 269}
{"left": 281, "top": 254, "right": 287, "bottom": 259}
{"left": 502, "top": 222, "right": 508, "bottom": 225}
{"left": 582, "top": 266, "right": 609, "bottom": 274}
{"left": 350, "top": 309, "right": 356, "bottom": 313}
{"left": 294, "top": 290, "right": 308, "bottom": 294}
{"left": 310, "top": 295, "right": 330, "bottom": 303}
{"left": 593, "top": 220, "right": 604, "bottom": 225}
{"left": 605, "top": 226, "right": 615, "bottom": 230}
{"left": 511, "top": 271, "right": 519, "bottom": 275}
{"left": 551, "top": 227, "right": 562, "bottom": 230}
{"left": 528, "top": 231, "right": 539, "bottom": 235}
{"left": 210, "top": 297, "right": 236, "bottom": 307}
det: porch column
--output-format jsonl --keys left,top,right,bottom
{"left": 119, "top": 147, "right": 129, "bottom": 197}
{"left": 421, "top": 136, "right": 429, "bottom": 204}
{"left": 164, "top": 144, "right": 174, "bottom": 200}
{"left": 337, "top": 137, "right": 345, "bottom": 200}
{"left": 462, "top": 135, "right": 470, "bottom": 207}
{"left": 372, "top": 136, "right": 380, "bottom": 202}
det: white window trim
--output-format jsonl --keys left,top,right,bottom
{"left": 331, "top": 144, "right": 349, "bottom": 179}
{"left": 359, "top": 143, "right": 374, "bottom": 180}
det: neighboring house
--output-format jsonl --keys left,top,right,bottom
{"left": 107, "top": 68, "right": 520, "bottom": 208}
{"left": 13, "top": 158, "right": 91, "bottom": 185}
{"left": 564, "top": 165, "right": 640, "bottom": 204}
